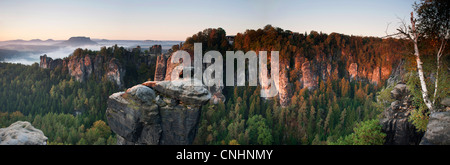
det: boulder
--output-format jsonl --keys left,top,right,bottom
{"left": 420, "top": 112, "right": 450, "bottom": 145}
{"left": 0, "top": 121, "right": 48, "bottom": 145}
{"left": 391, "top": 83, "right": 407, "bottom": 100}
{"left": 441, "top": 97, "right": 450, "bottom": 112}
{"left": 142, "top": 79, "right": 211, "bottom": 105}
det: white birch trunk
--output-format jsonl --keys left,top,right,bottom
{"left": 433, "top": 39, "right": 445, "bottom": 105}
{"left": 414, "top": 42, "right": 434, "bottom": 112}
{"left": 411, "top": 12, "right": 435, "bottom": 112}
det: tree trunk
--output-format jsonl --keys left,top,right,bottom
{"left": 411, "top": 12, "right": 435, "bottom": 112}
{"left": 414, "top": 42, "right": 434, "bottom": 112}
{"left": 433, "top": 39, "right": 445, "bottom": 105}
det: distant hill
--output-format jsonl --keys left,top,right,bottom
{"left": 56, "top": 37, "right": 97, "bottom": 46}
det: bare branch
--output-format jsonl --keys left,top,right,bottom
{"left": 385, "top": 22, "right": 392, "bottom": 36}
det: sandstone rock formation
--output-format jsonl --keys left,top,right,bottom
{"left": 386, "top": 59, "right": 406, "bottom": 87}
{"left": 0, "top": 121, "right": 48, "bottom": 145}
{"left": 143, "top": 79, "right": 211, "bottom": 105}
{"left": 380, "top": 83, "right": 423, "bottom": 145}
{"left": 371, "top": 67, "right": 381, "bottom": 85}
{"left": 106, "top": 78, "right": 211, "bottom": 145}
{"left": 278, "top": 60, "right": 290, "bottom": 107}
{"left": 420, "top": 111, "right": 450, "bottom": 145}
{"left": 154, "top": 54, "right": 167, "bottom": 81}
{"left": 164, "top": 54, "right": 182, "bottom": 81}
{"left": 40, "top": 55, "right": 125, "bottom": 87}
{"left": 301, "top": 60, "right": 317, "bottom": 90}
{"left": 106, "top": 58, "right": 125, "bottom": 87}
{"left": 441, "top": 97, "right": 450, "bottom": 112}
{"left": 40, "top": 55, "right": 63, "bottom": 70}
{"left": 149, "top": 45, "right": 162, "bottom": 55}
{"left": 348, "top": 63, "right": 358, "bottom": 80}
{"left": 67, "top": 55, "right": 93, "bottom": 82}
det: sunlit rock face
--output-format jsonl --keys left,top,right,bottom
{"left": 348, "top": 63, "right": 358, "bottom": 80}
{"left": 40, "top": 55, "right": 125, "bottom": 87}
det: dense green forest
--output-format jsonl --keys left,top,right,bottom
{"left": 0, "top": 62, "right": 118, "bottom": 144}
{"left": 1, "top": 3, "right": 448, "bottom": 144}
{"left": 180, "top": 25, "right": 407, "bottom": 145}
{"left": 0, "top": 45, "right": 156, "bottom": 145}
{"left": 0, "top": 26, "right": 409, "bottom": 145}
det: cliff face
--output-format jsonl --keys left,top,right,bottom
{"left": 40, "top": 55, "right": 63, "bottom": 70}
{"left": 106, "top": 79, "right": 210, "bottom": 145}
{"left": 106, "top": 58, "right": 125, "bottom": 87}
{"left": 278, "top": 59, "right": 291, "bottom": 107}
{"left": 301, "top": 60, "right": 317, "bottom": 90}
{"left": 348, "top": 63, "right": 358, "bottom": 80}
{"left": 40, "top": 54, "right": 125, "bottom": 87}
{"left": 67, "top": 55, "right": 93, "bottom": 82}
{"left": 153, "top": 48, "right": 398, "bottom": 107}
{"left": 154, "top": 54, "right": 167, "bottom": 81}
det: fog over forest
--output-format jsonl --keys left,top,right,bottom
{"left": 0, "top": 38, "right": 182, "bottom": 65}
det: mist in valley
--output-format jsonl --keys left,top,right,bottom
{"left": 0, "top": 39, "right": 182, "bottom": 65}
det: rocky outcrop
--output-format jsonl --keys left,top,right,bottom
{"left": 420, "top": 111, "right": 450, "bottom": 145}
{"left": 149, "top": 45, "right": 162, "bottom": 55}
{"left": 40, "top": 55, "right": 125, "bottom": 87}
{"left": 278, "top": 60, "right": 290, "bottom": 107}
{"left": 106, "top": 58, "right": 125, "bottom": 87}
{"left": 440, "top": 97, "right": 450, "bottom": 112}
{"left": 40, "top": 55, "right": 63, "bottom": 70}
{"left": 154, "top": 54, "right": 167, "bottom": 81}
{"left": 0, "top": 121, "right": 47, "bottom": 145}
{"left": 164, "top": 54, "right": 182, "bottom": 81}
{"left": 348, "top": 63, "right": 358, "bottom": 80}
{"left": 67, "top": 56, "right": 93, "bottom": 82}
{"left": 301, "top": 60, "right": 317, "bottom": 90}
{"left": 106, "top": 78, "right": 211, "bottom": 145}
{"left": 380, "top": 83, "right": 424, "bottom": 145}
{"left": 387, "top": 59, "right": 406, "bottom": 87}
{"left": 371, "top": 67, "right": 381, "bottom": 85}
{"left": 143, "top": 79, "right": 211, "bottom": 105}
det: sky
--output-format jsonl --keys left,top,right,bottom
{"left": 0, "top": 0, "right": 417, "bottom": 41}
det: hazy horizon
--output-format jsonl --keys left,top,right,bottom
{"left": 0, "top": 0, "right": 416, "bottom": 41}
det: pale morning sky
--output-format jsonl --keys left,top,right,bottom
{"left": 0, "top": 0, "right": 417, "bottom": 41}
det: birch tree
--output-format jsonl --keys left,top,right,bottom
{"left": 397, "top": 12, "right": 435, "bottom": 112}
{"left": 414, "top": 0, "right": 449, "bottom": 107}
{"left": 395, "top": 0, "right": 449, "bottom": 113}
